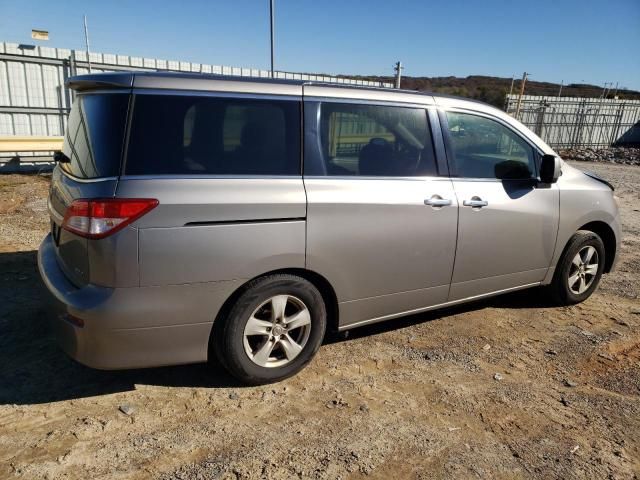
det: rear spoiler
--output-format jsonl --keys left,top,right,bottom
{"left": 66, "top": 73, "right": 134, "bottom": 91}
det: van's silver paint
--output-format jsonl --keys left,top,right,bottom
{"left": 139, "top": 221, "right": 305, "bottom": 286}
{"left": 39, "top": 236, "right": 241, "bottom": 368}
{"left": 304, "top": 177, "right": 458, "bottom": 328}
{"left": 38, "top": 73, "right": 621, "bottom": 369}
{"left": 115, "top": 178, "right": 306, "bottom": 228}
{"left": 49, "top": 168, "right": 140, "bottom": 289}
{"left": 88, "top": 226, "right": 139, "bottom": 288}
{"left": 303, "top": 84, "right": 435, "bottom": 106}
{"left": 133, "top": 73, "right": 302, "bottom": 97}
{"left": 542, "top": 162, "right": 621, "bottom": 283}
{"left": 339, "top": 282, "right": 541, "bottom": 330}
{"left": 116, "top": 177, "right": 307, "bottom": 286}
{"left": 49, "top": 167, "right": 121, "bottom": 287}
{"left": 447, "top": 179, "right": 559, "bottom": 300}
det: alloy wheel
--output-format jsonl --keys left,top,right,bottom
{"left": 242, "top": 295, "right": 312, "bottom": 368}
{"left": 567, "top": 245, "right": 599, "bottom": 295}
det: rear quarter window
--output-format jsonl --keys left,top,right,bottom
{"left": 61, "top": 93, "right": 129, "bottom": 179}
{"left": 125, "top": 94, "right": 301, "bottom": 176}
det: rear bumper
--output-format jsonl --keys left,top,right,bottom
{"left": 37, "top": 234, "right": 241, "bottom": 369}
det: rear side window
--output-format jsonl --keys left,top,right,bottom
{"left": 62, "top": 93, "right": 129, "bottom": 179}
{"left": 126, "top": 95, "right": 300, "bottom": 175}
{"left": 316, "top": 103, "right": 435, "bottom": 177}
{"left": 445, "top": 112, "right": 536, "bottom": 179}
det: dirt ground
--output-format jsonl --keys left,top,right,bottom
{"left": 0, "top": 161, "right": 638, "bottom": 480}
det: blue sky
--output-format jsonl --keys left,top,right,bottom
{"left": 2, "top": 0, "right": 639, "bottom": 90}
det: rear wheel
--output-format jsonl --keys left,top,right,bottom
{"left": 213, "top": 274, "right": 326, "bottom": 384}
{"left": 550, "top": 230, "right": 605, "bottom": 305}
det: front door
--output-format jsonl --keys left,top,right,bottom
{"left": 442, "top": 110, "right": 560, "bottom": 300}
{"left": 303, "top": 100, "right": 459, "bottom": 328}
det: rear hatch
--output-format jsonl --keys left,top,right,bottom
{"left": 49, "top": 90, "right": 130, "bottom": 287}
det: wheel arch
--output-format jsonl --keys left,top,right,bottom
{"left": 208, "top": 268, "right": 340, "bottom": 361}
{"left": 576, "top": 221, "right": 616, "bottom": 273}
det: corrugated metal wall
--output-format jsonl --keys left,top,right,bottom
{"left": 505, "top": 94, "right": 640, "bottom": 149}
{"left": 0, "top": 41, "right": 393, "bottom": 162}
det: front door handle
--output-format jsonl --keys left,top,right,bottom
{"left": 463, "top": 196, "right": 489, "bottom": 208}
{"left": 424, "top": 195, "right": 452, "bottom": 208}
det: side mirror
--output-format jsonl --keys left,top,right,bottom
{"left": 539, "top": 154, "right": 561, "bottom": 183}
{"left": 53, "top": 151, "right": 70, "bottom": 163}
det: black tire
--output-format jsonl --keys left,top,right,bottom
{"left": 549, "top": 230, "right": 605, "bottom": 306}
{"left": 212, "top": 274, "right": 326, "bottom": 385}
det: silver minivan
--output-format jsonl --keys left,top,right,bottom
{"left": 38, "top": 72, "right": 620, "bottom": 384}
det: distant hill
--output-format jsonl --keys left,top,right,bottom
{"left": 339, "top": 75, "right": 640, "bottom": 108}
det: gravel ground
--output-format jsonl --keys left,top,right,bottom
{"left": 559, "top": 147, "right": 640, "bottom": 166}
{"left": 0, "top": 175, "right": 50, "bottom": 253}
{"left": 0, "top": 162, "right": 639, "bottom": 479}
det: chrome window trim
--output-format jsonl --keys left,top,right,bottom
{"left": 444, "top": 177, "right": 534, "bottom": 183}
{"left": 119, "top": 174, "right": 303, "bottom": 181}
{"left": 59, "top": 166, "right": 118, "bottom": 183}
{"left": 74, "top": 89, "right": 131, "bottom": 97}
{"left": 302, "top": 175, "right": 451, "bottom": 182}
{"left": 131, "top": 88, "right": 301, "bottom": 101}
{"left": 118, "top": 175, "right": 452, "bottom": 182}
{"left": 133, "top": 74, "right": 302, "bottom": 96}
{"left": 310, "top": 96, "right": 432, "bottom": 109}
{"left": 303, "top": 84, "right": 435, "bottom": 106}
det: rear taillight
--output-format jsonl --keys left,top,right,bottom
{"left": 62, "top": 198, "right": 158, "bottom": 239}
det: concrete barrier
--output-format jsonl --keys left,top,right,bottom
{"left": 0, "top": 136, "right": 63, "bottom": 152}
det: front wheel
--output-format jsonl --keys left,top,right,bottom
{"left": 549, "top": 230, "right": 605, "bottom": 305}
{"left": 212, "top": 274, "right": 327, "bottom": 385}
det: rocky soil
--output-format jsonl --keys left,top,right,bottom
{"left": 0, "top": 161, "right": 639, "bottom": 479}
{"left": 559, "top": 147, "right": 640, "bottom": 166}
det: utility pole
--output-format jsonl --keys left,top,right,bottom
{"left": 83, "top": 15, "right": 92, "bottom": 73}
{"left": 504, "top": 75, "right": 515, "bottom": 111}
{"left": 557, "top": 80, "right": 563, "bottom": 97}
{"left": 514, "top": 71, "right": 528, "bottom": 120}
{"left": 508, "top": 75, "right": 515, "bottom": 96}
{"left": 394, "top": 61, "right": 403, "bottom": 89}
{"left": 269, "top": 0, "right": 275, "bottom": 78}
{"left": 612, "top": 81, "right": 619, "bottom": 98}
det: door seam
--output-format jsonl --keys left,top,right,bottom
{"left": 446, "top": 183, "right": 460, "bottom": 301}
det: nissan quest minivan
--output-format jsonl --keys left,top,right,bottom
{"left": 38, "top": 72, "right": 620, "bottom": 384}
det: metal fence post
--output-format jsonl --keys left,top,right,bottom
{"left": 535, "top": 101, "right": 547, "bottom": 137}
{"left": 611, "top": 104, "right": 625, "bottom": 146}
